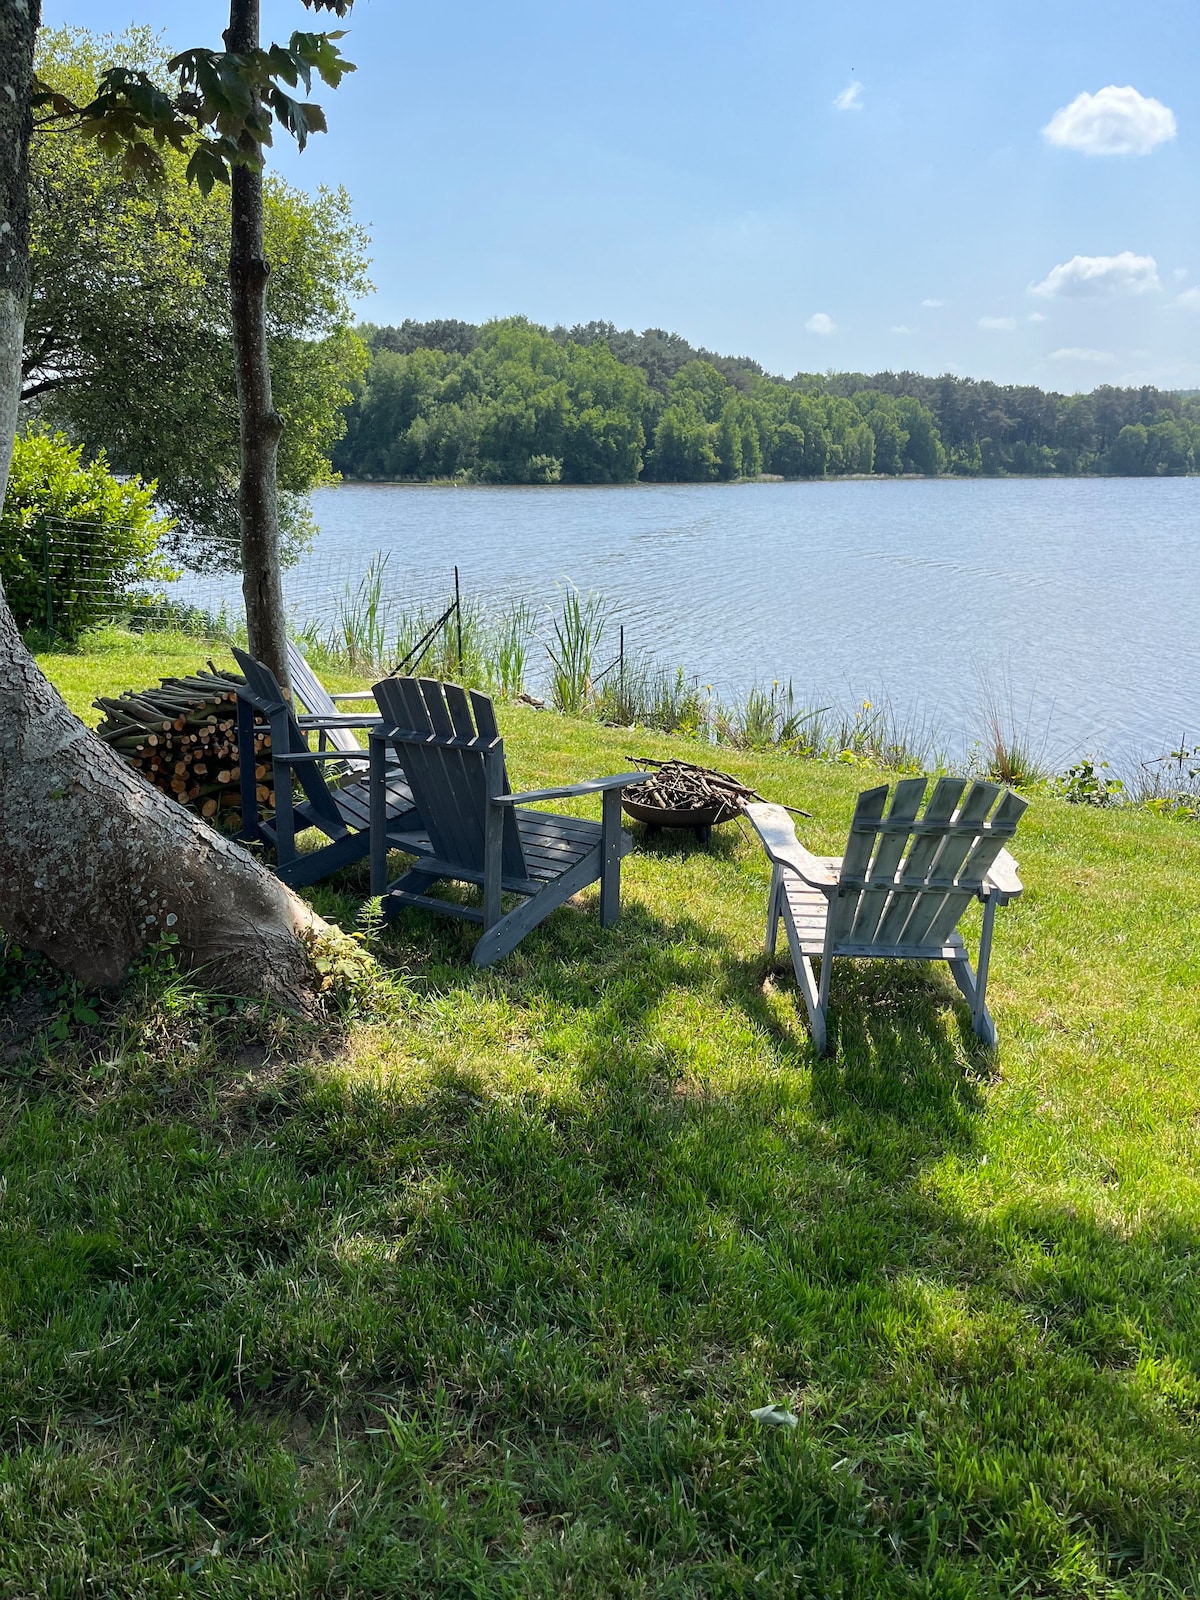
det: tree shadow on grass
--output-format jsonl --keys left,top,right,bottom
{"left": 3, "top": 889, "right": 1200, "bottom": 1595}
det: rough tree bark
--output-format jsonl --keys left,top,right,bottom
{"left": 0, "top": 0, "right": 326, "bottom": 1002}
{"left": 226, "top": 0, "right": 290, "bottom": 691}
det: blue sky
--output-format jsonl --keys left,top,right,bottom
{"left": 42, "top": 0, "right": 1200, "bottom": 389}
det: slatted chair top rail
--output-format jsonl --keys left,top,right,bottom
{"left": 840, "top": 780, "right": 1027, "bottom": 894}
{"left": 376, "top": 676, "right": 500, "bottom": 745}
{"left": 231, "top": 646, "right": 289, "bottom": 715}
{"left": 849, "top": 816, "right": 1024, "bottom": 838}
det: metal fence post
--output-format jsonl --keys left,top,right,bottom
{"left": 41, "top": 517, "right": 53, "bottom": 637}
{"left": 454, "top": 564, "right": 463, "bottom": 673}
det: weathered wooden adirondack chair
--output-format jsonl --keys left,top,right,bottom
{"left": 368, "top": 676, "right": 652, "bottom": 966}
{"left": 230, "top": 646, "right": 419, "bottom": 889}
{"left": 746, "top": 777, "right": 1027, "bottom": 1053}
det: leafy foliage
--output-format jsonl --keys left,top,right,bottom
{"left": 1, "top": 428, "right": 174, "bottom": 640}
{"left": 336, "top": 316, "right": 1200, "bottom": 483}
{"left": 32, "top": 6, "right": 354, "bottom": 194}
{"left": 27, "top": 28, "right": 370, "bottom": 569}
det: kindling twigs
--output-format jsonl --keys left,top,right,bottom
{"left": 93, "top": 667, "right": 269, "bottom": 833}
{"left": 624, "top": 757, "right": 811, "bottom": 819}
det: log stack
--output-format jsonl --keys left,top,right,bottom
{"left": 93, "top": 668, "right": 272, "bottom": 833}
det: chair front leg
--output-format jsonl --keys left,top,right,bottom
{"left": 765, "top": 866, "right": 782, "bottom": 956}
{"left": 599, "top": 786, "right": 624, "bottom": 927}
{"left": 972, "top": 894, "right": 999, "bottom": 1044}
{"left": 483, "top": 797, "right": 504, "bottom": 930}
{"left": 368, "top": 730, "right": 388, "bottom": 896}
{"left": 271, "top": 757, "right": 296, "bottom": 866}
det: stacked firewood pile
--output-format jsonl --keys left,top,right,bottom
{"left": 625, "top": 756, "right": 764, "bottom": 820}
{"left": 93, "top": 668, "right": 268, "bottom": 833}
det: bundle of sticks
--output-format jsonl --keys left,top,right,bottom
{"left": 93, "top": 668, "right": 268, "bottom": 833}
{"left": 625, "top": 756, "right": 808, "bottom": 821}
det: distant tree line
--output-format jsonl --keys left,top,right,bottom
{"left": 333, "top": 316, "right": 1200, "bottom": 484}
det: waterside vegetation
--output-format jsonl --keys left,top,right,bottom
{"left": 290, "top": 566, "right": 1200, "bottom": 821}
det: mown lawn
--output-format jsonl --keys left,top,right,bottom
{"left": 3, "top": 635, "right": 1199, "bottom": 1597}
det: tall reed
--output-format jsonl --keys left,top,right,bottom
{"left": 334, "top": 553, "right": 392, "bottom": 672}
{"left": 546, "top": 589, "right": 608, "bottom": 714}
{"left": 976, "top": 677, "right": 1052, "bottom": 789}
{"left": 490, "top": 599, "right": 536, "bottom": 699}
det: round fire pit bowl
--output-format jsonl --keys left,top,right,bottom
{"left": 622, "top": 794, "right": 741, "bottom": 845}
{"left": 621, "top": 757, "right": 763, "bottom": 846}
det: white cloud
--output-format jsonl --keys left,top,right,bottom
{"left": 1049, "top": 347, "right": 1115, "bottom": 363}
{"left": 1177, "top": 287, "right": 1200, "bottom": 309}
{"left": 833, "top": 82, "right": 863, "bottom": 112}
{"left": 978, "top": 316, "right": 1017, "bottom": 331}
{"left": 921, "top": 298, "right": 945, "bottom": 309}
{"left": 1042, "top": 85, "right": 1176, "bottom": 156}
{"left": 890, "top": 324, "right": 917, "bottom": 334}
{"left": 1028, "top": 312, "right": 1048, "bottom": 322}
{"left": 805, "top": 312, "right": 836, "bottom": 335}
{"left": 1031, "top": 251, "right": 1159, "bottom": 298}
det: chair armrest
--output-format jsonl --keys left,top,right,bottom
{"left": 744, "top": 802, "right": 840, "bottom": 889}
{"left": 327, "top": 689, "right": 377, "bottom": 701}
{"left": 295, "top": 713, "right": 382, "bottom": 729}
{"left": 983, "top": 847, "right": 1023, "bottom": 902}
{"left": 273, "top": 749, "right": 369, "bottom": 766}
{"left": 495, "top": 771, "right": 653, "bottom": 806}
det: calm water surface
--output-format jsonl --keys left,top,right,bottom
{"left": 286, "top": 477, "right": 1199, "bottom": 766}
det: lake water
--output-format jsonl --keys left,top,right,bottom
{"left": 182, "top": 477, "right": 1200, "bottom": 769}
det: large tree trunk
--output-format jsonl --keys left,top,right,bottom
{"left": 226, "top": 0, "right": 290, "bottom": 690}
{"left": 0, "top": 1, "right": 324, "bottom": 1003}
{"left": 0, "top": 0, "right": 38, "bottom": 497}
{"left": 0, "top": 609, "right": 324, "bottom": 998}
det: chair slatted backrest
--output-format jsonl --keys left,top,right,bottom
{"left": 231, "top": 646, "right": 345, "bottom": 835}
{"left": 373, "top": 676, "right": 526, "bottom": 880}
{"left": 828, "top": 778, "right": 1028, "bottom": 955}
{"left": 285, "top": 642, "right": 363, "bottom": 756}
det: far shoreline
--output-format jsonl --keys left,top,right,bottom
{"left": 326, "top": 471, "right": 1199, "bottom": 489}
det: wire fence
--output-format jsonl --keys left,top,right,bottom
{"left": 14, "top": 518, "right": 634, "bottom": 712}
{"left": 10, "top": 520, "right": 462, "bottom": 645}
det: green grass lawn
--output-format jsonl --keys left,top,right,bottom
{"left": 3, "top": 635, "right": 1199, "bottom": 1597}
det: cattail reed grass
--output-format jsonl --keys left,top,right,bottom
{"left": 490, "top": 600, "right": 536, "bottom": 700}
{"left": 546, "top": 589, "right": 608, "bottom": 715}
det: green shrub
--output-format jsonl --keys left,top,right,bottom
{"left": 1, "top": 428, "right": 176, "bottom": 640}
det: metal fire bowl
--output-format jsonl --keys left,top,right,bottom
{"left": 622, "top": 796, "right": 740, "bottom": 832}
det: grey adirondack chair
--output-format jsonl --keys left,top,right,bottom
{"left": 285, "top": 640, "right": 380, "bottom": 758}
{"left": 368, "top": 676, "right": 652, "bottom": 966}
{"left": 746, "top": 777, "right": 1027, "bottom": 1053}
{"left": 230, "top": 646, "right": 420, "bottom": 889}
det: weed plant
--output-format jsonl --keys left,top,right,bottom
{"left": 596, "top": 655, "right": 707, "bottom": 734}
{"left": 1128, "top": 738, "right": 1200, "bottom": 820}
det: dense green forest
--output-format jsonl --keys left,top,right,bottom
{"left": 332, "top": 316, "right": 1200, "bottom": 484}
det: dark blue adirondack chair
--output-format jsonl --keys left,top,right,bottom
{"left": 231, "top": 646, "right": 420, "bottom": 889}
{"left": 368, "top": 676, "right": 652, "bottom": 966}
